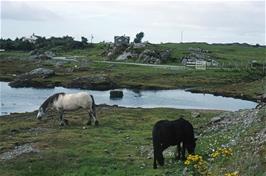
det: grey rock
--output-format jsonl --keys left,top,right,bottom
{"left": 28, "top": 50, "right": 55, "bottom": 60}
{"left": 8, "top": 68, "right": 55, "bottom": 88}
{"left": 210, "top": 116, "right": 222, "bottom": 123}
{"left": 0, "top": 143, "right": 39, "bottom": 160}
{"left": 133, "top": 43, "right": 146, "bottom": 49}
{"left": 68, "top": 75, "right": 118, "bottom": 90}
{"left": 44, "top": 51, "right": 56, "bottom": 58}
{"left": 29, "top": 68, "right": 55, "bottom": 77}
{"left": 110, "top": 90, "right": 124, "bottom": 99}
{"left": 191, "top": 112, "right": 201, "bottom": 118}
{"left": 116, "top": 52, "right": 133, "bottom": 61}
{"left": 159, "top": 50, "right": 170, "bottom": 62}
{"left": 38, "top": 54, "right": 52, "bottom": 60}
{"left": 55, "top": 62, "right": 65, "bottom": 68}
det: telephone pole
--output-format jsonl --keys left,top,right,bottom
{"left": 90, "top": 34, "right": 94, "bottom": 44}
{"left": 181, "top": 31, "right": 183, "bottom": 43}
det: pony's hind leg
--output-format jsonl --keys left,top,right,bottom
{"left": 89, "top": 111, "right": 99, "bottom": 126}
{"left": 86, "top": 113, "right": 92, "bottom": 125}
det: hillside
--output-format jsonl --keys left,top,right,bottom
{"left": 0, "top": 42, "right": 265, "bottom": 101}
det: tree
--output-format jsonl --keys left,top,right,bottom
{"left": 134, "top": 32, "right": 144, "bottom": 43}
{"left": 81, "top": 36, "right": 88, "bottom": 45}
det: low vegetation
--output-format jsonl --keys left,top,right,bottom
{"left": 0, "top": 105, "right": 265, "bottom": 176}
{"left": 0, "top": 39, "right": 265, "bottom": 175}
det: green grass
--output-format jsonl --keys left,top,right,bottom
{"left": 0, "top": 108, "right": 219, "bottom": 176}
{"left": 0, "top": 106, "right": 265, "bottom": 176}
{"left": 0, "top": 51, "right": 30, "bottom": 58}
{"left": 156, "top": 43, "right": 266, "bottom": 64}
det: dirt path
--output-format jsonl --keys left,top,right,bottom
{"left": 95, "top": 61, "right": 187, "bottom": 70}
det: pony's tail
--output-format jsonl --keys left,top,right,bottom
{"left": 90, "top": 95, "right": 96, "bottom": 117}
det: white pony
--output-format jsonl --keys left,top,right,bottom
{"left": 37, "top": 92, "right": 98, "bottom": 126}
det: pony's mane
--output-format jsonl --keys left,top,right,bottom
{"left": 40, "top": 92, "right": 65, "bottom": 112}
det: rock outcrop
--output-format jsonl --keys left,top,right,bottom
{"left": 29, "top": 50, "right": 55, "bottom": 60}
{"left": 180, "top": 47, "right": 218, "bottom": 66}
{"left": 9, "top": 68, "right": 55, "bottom": 88}
{"left": 67, "top": 75, "right": 118, "bottom": 90}
{"left": 105, "top": 43, "right": 171, "bottom": 64}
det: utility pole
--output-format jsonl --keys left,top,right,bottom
{"left": 181, "top": 31, "right": 183, "bottom": 43}
{"left": 90, "top": 34, "right": 94, "bottom": 44}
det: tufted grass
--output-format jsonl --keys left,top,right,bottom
{"left": 1, "top": 105, "right": 266, "bottom": 176}
{"left": 0, "top": 107, "right": 219, "bottom": 176}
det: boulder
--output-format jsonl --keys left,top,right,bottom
{"left": 159, "top": 50, "right": 170, "bottom": 62}
{"left": 68, "top": 75, "right": 118, "bottom": 90}
{"left": 28, "top": 68, "right": 55, "bottom": 78}
{"left": 210, "top": 116, "right": 222, "bottom": 123}
{"left": 191, "top": 112, "right": 200, "bottom": 118}
{"left": 107, "top": 45, "right": 128, "bottom": 60}
{"left": 116, "top": 52, "right": 133, "bottom": 61}
{"left": 29, "top": 50, "right": 40, "bottom": 56}
{"left": 133, "top": 43, "right": 146, "bottom": 49}
{"left": 28, "top": 50, "right": 55, "bottom": 60}
{"left": 38, "top": 54, "right": 52, "bottom": 60}
{"left": 8, "top": 68, "right": 55, "bottom": 88}
{"left": 138, "top": 49, "right": 161, "bottom": 64}
{"left": 261, "top": 94, "right": 266, "bottom": 103}
{"left": 44, "top": 51, "right": 56, "bottom": 58}
{"left": 110, "top": 90, "right": 124, "bottom": 99}
{"left": 8, "top": 79, "right": 54, "bottom": 88}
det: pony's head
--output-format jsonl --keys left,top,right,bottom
{"left": 186, "top": 137, "right": 198, "bottom": 154}
{"left": 37, "top": 107, "right": 45, "bottom": 120}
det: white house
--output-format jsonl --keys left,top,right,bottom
{"left": 22, "top": 33, "right": 38, "bottom": 43}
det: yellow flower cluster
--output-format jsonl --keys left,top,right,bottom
{"left": 210, "top": 147, "right": 233, "bottom": 158}
{"left": 184, "top": 154, "right": 203, "bottom": 165}
{"left": 224, "top": 171, "right": 239, "bottom": 176}
{"left": 184, "top": 154, "right": 211, "bottom": 175}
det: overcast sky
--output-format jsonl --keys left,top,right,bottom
{"left": 1, "top": 0, "right": 265, "bottom": 44}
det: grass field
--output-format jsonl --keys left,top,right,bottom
{"left": 0, "top": 106, "right": 265, "bottom": 176}
{"left": 0, "top": 43, "right": 265, "bottom": 175}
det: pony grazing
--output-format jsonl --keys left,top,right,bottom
{"left": 37, "top": 92, "right": 98, "bottom": 126}
{"left": 152, "top": 117, "right": 197, "bottom": 169}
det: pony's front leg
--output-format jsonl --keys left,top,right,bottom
{"left": 59, "top": 109, "right": 67, "bottom": 126}
{"left": 181, "top": 143, "right": 186, "bottom": 161}
{"left": 175, "top": 143, "right": 181, "bottom": 160}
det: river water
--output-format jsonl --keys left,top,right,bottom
{"left": 0, "top": 82, "right": 257, "bottom": 115}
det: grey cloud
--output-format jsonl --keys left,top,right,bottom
{"left": 1, "top": 1, "right": 61, "bottom": 21}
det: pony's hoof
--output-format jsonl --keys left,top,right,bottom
{"left": 95, "top": 121, "right": 99, "bottom": 126}
{"left": 64, "top": 119, "right": 69, "bottom": 125}
{"left": 86, "top": 121, "right": 92, "bottom": 126}
{"left": 59, "top": 121, "right": 65, "bottom": 126}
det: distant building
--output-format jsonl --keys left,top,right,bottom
{"left": 114, "top": 35, "right": 130, "bottom": 45}
{"left": 22, "top": 33, "right": 39, "bottom": 43}
{"left": 195, "top": 60, "right": 207, "bottom": 70}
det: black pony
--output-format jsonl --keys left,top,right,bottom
{"left": 152, "top": 117, "right": 197, "bottom": 169}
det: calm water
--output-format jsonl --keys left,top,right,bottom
{"left": 0, "top": 82, "right": 257, "bottom": 115}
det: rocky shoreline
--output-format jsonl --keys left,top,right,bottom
{"left": 4, "top": 76, "right": 260, "bottom": 102}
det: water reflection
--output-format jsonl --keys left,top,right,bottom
{"left": 0, "top": 82, "right": 257, "bottom": 115}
